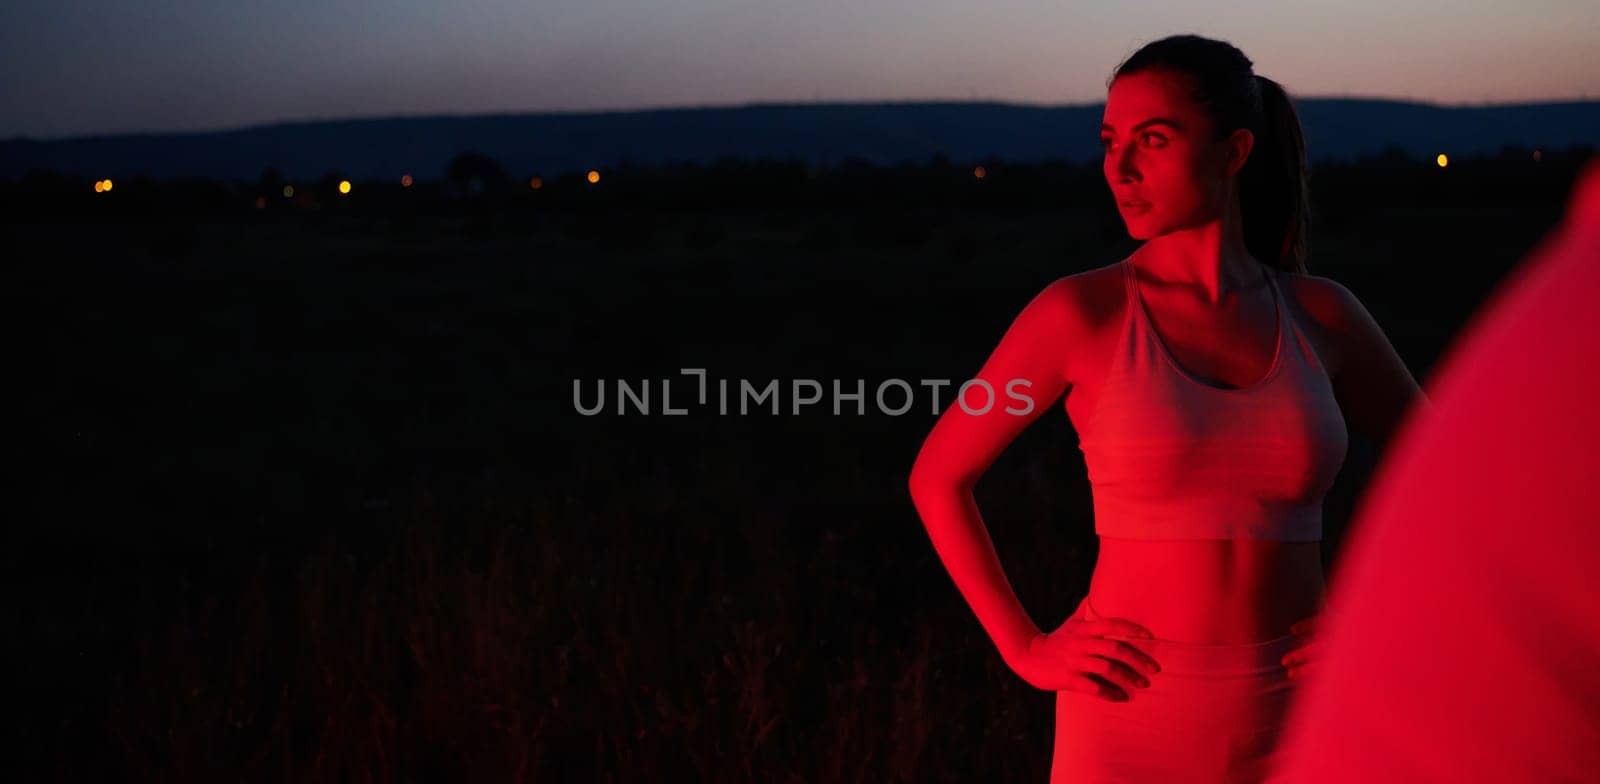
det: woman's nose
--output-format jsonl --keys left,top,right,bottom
{"left": 1109, "top": 147, "right": 1139, "bottom": 182}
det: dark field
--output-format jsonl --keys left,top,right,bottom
{"left": 11, "top": 147, "right": 1592, "bottom": 781}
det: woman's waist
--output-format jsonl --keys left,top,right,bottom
{"left": 1085, "top": 539, "right": 1324, "bottom": 644}
{"left": 1070, "top": 602, "right": 1304, "bottom": 714}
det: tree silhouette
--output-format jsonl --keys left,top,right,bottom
{"left": 257, "top": 165, "right": 284, "bottom": 192}
{"left": 443, "top": 152, "right": 511, "bottom": 200}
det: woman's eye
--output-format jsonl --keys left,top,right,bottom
{"left": 1101, "top": 134, "right": 1164, "bottom": 151}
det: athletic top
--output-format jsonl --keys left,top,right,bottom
{"left": 1074, "top": 258, "right": 1348, "bottom": 541}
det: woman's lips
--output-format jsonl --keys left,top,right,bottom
{"left": 1120, "top": 201, "right": 1152, "bottom": 213}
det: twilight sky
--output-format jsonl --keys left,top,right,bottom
{"left": 2, "top": 0, "right": 1595, "bottom": 140}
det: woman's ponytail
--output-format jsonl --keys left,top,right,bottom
{"left": 1240, "top": 74, "right": 1309, "bottom": 274}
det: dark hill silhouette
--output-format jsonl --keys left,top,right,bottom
{"left": 1, "top": 98, "right": 1594, "bottom": 181}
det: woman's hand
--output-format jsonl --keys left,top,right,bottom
{"left": 1281, "top": 613, "right": 1326, "bottom": 680}
{"left": 1006, "top": 616, "right": 1163, "bottom": 700}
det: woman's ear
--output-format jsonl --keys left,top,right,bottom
{"left": 1224, "top": 128, "right": 1255, "bottom": 178}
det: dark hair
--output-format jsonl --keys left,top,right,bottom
{"left": 1108, "top": 34, "right": 1310, "bottom": 273}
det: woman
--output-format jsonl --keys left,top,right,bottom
{"left": 907, "top": 34, "right": 1427, "bottom": 783}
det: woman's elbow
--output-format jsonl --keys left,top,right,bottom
{"left": 908, "top": 462, "right": 977, "bottom": 499}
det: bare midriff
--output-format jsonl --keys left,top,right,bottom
{"left": 1086, "top": 537, "right": 1325, "bottom": 644}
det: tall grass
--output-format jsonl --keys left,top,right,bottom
{"left": 75, "top": 435, "right": 1089, "bottom": 782}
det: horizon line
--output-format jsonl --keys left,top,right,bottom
{"left": 6, "top": 92, "right": 1595, "bottom": 144}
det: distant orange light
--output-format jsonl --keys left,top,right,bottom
{"left": 339, "top": 180, "right": 352, "bottom": 194}
{"left": 94, "top": 180, "right": 104, "bottom": 192}
{"left": 587, "top": 170, "right": 600, "bottom": 184}
{"left": 255, "top": 196, "right": 266, "bottom": 209}
{"left": 973, "top": 165, "right": 986, "bottom": 179}
{"left": 1533, "top": 149, "right": 1543, "bottom": 162}
{"left": 282, "top": 185, "right": 294, "bottom": 198}
{"left": 529, "top": 176, "right": 543, "bottom": 190}
{"left": 401, "top": 174, "right": 413, "bottom": 187}
{"left": 1436, "top": 153, "right": 1449, "bottom": 168}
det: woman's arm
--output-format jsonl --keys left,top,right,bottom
{"left": 908, "top": 276, "right": 1078, "bottom": 666}
{"left": 1322, "top": 279, "right": 1430, "bottom": 446}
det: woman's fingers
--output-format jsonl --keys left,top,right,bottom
{"left": 1282, "top": 637, "right": 1323, "bottom": 666}
{"left": 1284, "top": 638, "right": 1324, "bottom": 678}
{"left": 1286, "top": 612, "right": 1327, "bottom": 677}
{"left": 1064, "top": 650, "right": 1151, "bottom": 694}
{"left": 1083, "top": 636, "right": 1161, "bottom": 677}
{"left": 1054, "top": 613, "right": 1165, "bottom": 699}
{"left": 1073, "top": 617, "right": 1155, "bottom": 640}
{"left": 1064, "top": 671, "right": 1131, "bottom": 702}
{"left": 1290, "top": 615, "right": 1318, "bottom": 636}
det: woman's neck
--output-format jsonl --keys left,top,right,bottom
{"left": 1133, "top": 210, "right": 1260, "bottom": 304}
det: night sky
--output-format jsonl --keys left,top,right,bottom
{"left": 2, "top": 0, "right": 1595, "bottom": 140}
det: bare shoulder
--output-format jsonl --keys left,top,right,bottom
{"left": 1278, "top": 271, "right": 1375, "bottom": 333}
{"left": 1273, "top": 272, "right": 1350, "bottom": 324}
{"left": 1034, "top": 260, "right": 1130, "bottom": 381}
{"left": 1276, "top": 270, "right": 1383, "bottom": 380}
{"left": 1027, "top": 260, "right": 1127, "bottom": 335}
{"left": 1060, "top": 259, "right": 1129, "bottom": 315}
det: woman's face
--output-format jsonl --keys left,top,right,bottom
{"left": 1100, "top": 69, "right": 1249, "bottom": 239}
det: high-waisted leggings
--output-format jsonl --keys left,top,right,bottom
{"left": 1049, "top": 594, "right": 1302, "bottom": 784}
